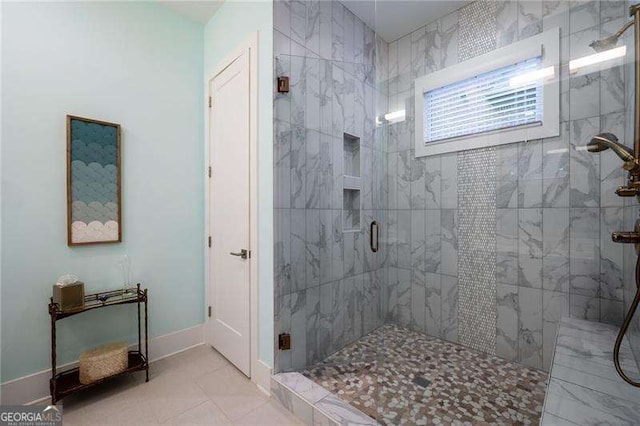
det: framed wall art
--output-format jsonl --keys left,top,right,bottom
{"left": 67, "top": 115, "right": 121, "bottom": 245}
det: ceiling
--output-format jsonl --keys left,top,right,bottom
{"left": 342, "top": 0, "right": 468, "bottom": 42}
{"left": 158, "top": 0, "right": 224, "bottom": 24}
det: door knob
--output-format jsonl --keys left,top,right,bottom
{"left": 230, "top": 249, "right": 249, "bottom": 259}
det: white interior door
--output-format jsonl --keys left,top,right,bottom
{"left": 208, "top": 51, "right": 251, "bottom": 376}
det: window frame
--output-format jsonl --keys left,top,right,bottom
{"left": 414, "top": 27, "right": 560, "bottom": 157}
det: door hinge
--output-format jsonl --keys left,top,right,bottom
{"left": 279, "top": 333, "right": 291, "bottom": 350}
{"left": 208, "top": 236, "right": 212, "bottom": 247}
{"left": 208, "top": 96, "right": 212, "bottom": 108}
{"left": 208, "top": 306, "right": 212, "bottom": 317}
{"left": 208, "top": 166, "right": 211, "bottom": 178}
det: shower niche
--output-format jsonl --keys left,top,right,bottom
{"left": 343, "top": 133, "right": 361, "bottom": 232}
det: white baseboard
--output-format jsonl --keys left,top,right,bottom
{"left": 253, "top": 359, "right": 272, "bottom": 396}
{"left": 0, "top": 323, "right": 205, "bottom": 406}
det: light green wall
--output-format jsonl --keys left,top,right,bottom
{"left": 203, "top": 0, "right": 274, "bottom": 367}
{"left": 1, "top": 2, "right": 204, "bottom": 382}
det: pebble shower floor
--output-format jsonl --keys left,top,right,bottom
{"left": 302, "top": 325, "right": 547, "bottom": 425}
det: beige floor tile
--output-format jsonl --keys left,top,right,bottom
{"left": 162, "top": 400, "right": 232, "bottom": 425}
{"left": 54, "top": 345, "right": 300, "bottom": 425}
{"left": 234, "top": 400, "right": 306, "bottom": 426}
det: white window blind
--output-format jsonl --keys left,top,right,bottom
{"left": 423, "top": 56, "right": 544, "bottom": 144}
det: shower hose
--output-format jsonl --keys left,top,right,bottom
{"left": 614, "top": 251, "right": 640, "bottom": 387}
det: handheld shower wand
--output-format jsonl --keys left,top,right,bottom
{"left": 588, "top": 4, "right": 640, "bottom": 387}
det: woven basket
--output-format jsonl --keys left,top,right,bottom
{"left": 79, "top": 342, "right": 128, "bottom": 384}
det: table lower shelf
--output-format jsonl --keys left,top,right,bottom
{"left": 51, "top": 351, "right": 147, "bottom": 402}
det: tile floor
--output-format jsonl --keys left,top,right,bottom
{"left": 57, "top": 345, "right": 304, "bottom": 425}
{"left": 303, "top": 325, "right": 548, "bottom": 425}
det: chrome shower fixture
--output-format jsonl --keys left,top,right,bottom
{"left": 587, "top": 133, "right": 635, "bottom": 163}
{"left": 587, "top": 4, "right": 640, "bottom": 198}
{"left": 589, "top": 20, "right": 634, "bottom": 52}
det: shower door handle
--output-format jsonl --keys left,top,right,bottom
{"left": 370, "top": 221, "right": 379, "bottom": 253}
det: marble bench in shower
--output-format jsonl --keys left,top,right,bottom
{"left": 541, "top": 317, "right": 640, "bottom": 425}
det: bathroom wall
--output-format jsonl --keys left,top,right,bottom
{"left": 384, "top": 0, "right": 629, "bottom": 371}
{"left": 273, "top": 0, "right": 387, "bottom": 372}
{"left": 1, "top": 2, "right": 204, "bottom": 382}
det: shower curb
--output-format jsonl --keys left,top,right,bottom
{"left": 271, "top": 372, "right": 379, "bottom": 426}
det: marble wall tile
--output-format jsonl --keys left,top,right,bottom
{"left": 425, "top": 272, "right": 442, "bottom": 337}
{"left": 291, "top": 209, "right": 307, "bottom": 293}
{"left": 295, "top": 290, "right": 311, "bottom": 369}
{"left": 569, "top": 293, "right": 600, "bottom": 321}
{"left": 497, "top": 209, "right": 518, "bottom": 286}
{"left": 342, "top": 8, "right": 354, "bottom": 65}
{"left": 570, "top": 207, "right": 601, "bottom": 296}
{"left": 518, "top": 0, "right": 543, "bottom": 39}
{"left": 542, "top": 290, "right": 566, "bottom": 370}
{"left": 276, "top": 120, "right": 292, "bottom": 209}
{"left": 518, "top": 140, "right": 543, "bottom": 208}
{"left": 398, "top": 269, "right": 414, "bottom": 327}
{"left": 275, "top": 0, "right": 291, "bottom": 38}
{"left": 290, "top": 0, "right": 306, "bottom": 47}
{"left": 411, "top": 210, "right": 426, "bottom": 283}
{"left": 424, "top": 21, "right": 441, "bottom": 74}
{"left": 319, "top": 280, "right": 342, "bottom": 359}
{"left": 600, "top": 112, "right": 625, "bottom": 208}
{"left": 570, "top": 117, "right": 601, "bottom": 207}
{"left": 441, "top": 209, "right": 458, "bottom": 277}
{"left": 439, "top": 10, "right": 459, "bottom": 69}
{"left": 543, "top": 0, "right": 570, "bottom": 35}
{"left": 425, "top": 210, "right": 442, "bottom": 274}
{"left": 496, "top": 0, "right": 518, "bottom": 48}
{"left": 600, "top": 207, "right": 623, "bottom": 301}
{"left": 600, "top": 298, "right": 623, "bottom": 326}
{"left": 441, "top": 274, "right": 458, "bottom": 343}
{"left": 305, "top": 0, "right": 320, "bottom": 55}
{"left": 306, "top": 129, "right": 320, "bottom": 208}
{"left": 276, "top": 208, "right": 292, "bottom": 295}
{"left": 497, "top": 145, "right": 519, "bottom": 208}
{"left": 519, "top": 208, "right": 543, "bottom": 288}
{"left": 424, "top": 156, "right": 441, "bottom": 209}
{"left": 542, "top": 123, "right": 570, "bottom": 208}
{"left": 569, "top": 0, "right": 600, "bottom": 34}
{"left": 306, "top": 210, "right": 321, "bottom": 289}
{"left": 397, "top": 210, "right": 412, "bottom": 270}
{"left": 497, "top": 283, "right": 519, "bottom": 361}
{"left": 519, "top": 286, "right": 543, "bottom": 369}
{"left": 542, "top": 208, "right": 570, "bottom": 292}
{"left": 441, "top": 153, "right": 458, "bottom": 209}
{"left": 397, "top": 150, "right": 412, "bottom": 209}
{"left": 331, "top": 1, "right": 343, "bottom": 63}
{"left": 411, "top": 279, "right": 427, "bottom": 333}
{"left": 410, "top": 152, "right": 426, "bottom": 209}
{"left": 397, "top": 35, "right": 412, "bottom": 94}
{"left": 411, "top": 26, "right": 426, "bottom": 81}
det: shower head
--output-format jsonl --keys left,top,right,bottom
{"left": 588, "top": 133, "right": 635, "bottom": 162}
{"left": 590, "top": 35, "right": 620, "bottom": 52}
{"left": 590, "top": 20, "right": 635, "bottom": 52}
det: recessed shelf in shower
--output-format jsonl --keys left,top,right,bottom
{"left": 342, "top": 133, "right": 361, "bottom": 232}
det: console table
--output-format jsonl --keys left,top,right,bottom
{"left": 48, "top": 283, "right": 149, "bottom": 405}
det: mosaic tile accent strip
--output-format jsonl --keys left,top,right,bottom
{"left": 458, "top": 148, "right": 498, "bottom": 354}
{"left": 303, "top": 325, "right": 547, "bottom": 425}
{"left": 458, "top": 1, "right": 498, "bottom": 61}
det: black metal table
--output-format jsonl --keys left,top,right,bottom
{"left": 48, "top": 283, "right": 149, "bottom": 405}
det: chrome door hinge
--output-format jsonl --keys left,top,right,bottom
{"left": 208, "top": 306, "right": 212, "bottom": 317}
{"left": 208, "top": 236, "right": 212, "bottom": 247}
{"left": 208, "top": 96, "right": 212, "bottom": 108}
{"left": 208, "top": 166, "right": 212, "bottom": 178}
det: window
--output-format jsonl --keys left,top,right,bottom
{"left": 414, "top": 28, "right": 560, "bottom": 157}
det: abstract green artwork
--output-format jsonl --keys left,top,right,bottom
{"left": 67, "top": 115, "right": 121, "bottom": 245}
